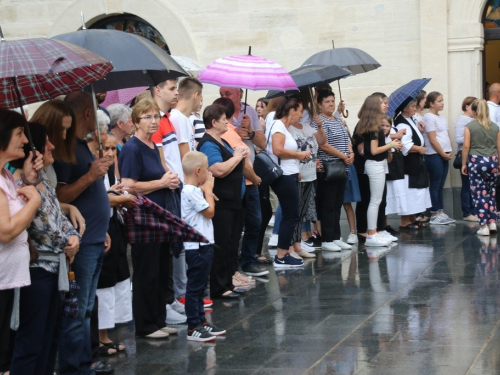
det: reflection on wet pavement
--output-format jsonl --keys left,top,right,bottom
{"left": 108, "top": 221, "right": 500, "bottom": 374}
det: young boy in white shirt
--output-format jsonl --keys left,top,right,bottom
{"left": 181, "top": 151, "right": 226, "bottom": 342}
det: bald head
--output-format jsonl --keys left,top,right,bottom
{"left": 488, "top": 83, "right": 500, "bottom": 104}
{"left": 64, "top": 91, "right": 97, "bottom": 138}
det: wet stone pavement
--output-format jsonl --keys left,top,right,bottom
{"left": 106, "top": 220, "right": 500, "bottom": 375}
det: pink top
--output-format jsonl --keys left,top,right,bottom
{"left": 0, "top": 168, "right": 30, "bottom": 290}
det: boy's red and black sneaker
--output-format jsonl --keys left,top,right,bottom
{"left": 177, "top": 297, "right": 213, "bottom": 308}
{"left": 187, "top": 326, "right": 216, "bottom": 342}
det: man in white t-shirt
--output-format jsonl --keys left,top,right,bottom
{"left": 171, "top": 78, "right": 203, "bottom": 163}
{"left": 487, "top": 83, "right": 500, "bottom": 127}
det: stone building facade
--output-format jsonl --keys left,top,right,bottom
{"left": 0, "top": 0, "right": 495, "bottom": 217}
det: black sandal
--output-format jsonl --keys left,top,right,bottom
{"left": 100, "top": 341, "right": 125, "bottom": 352}
{"left": 98, "top": 345, "right": 117, "bottom": 357}
{"left": 399, "top": 223, "right": 419, "bottom": 230}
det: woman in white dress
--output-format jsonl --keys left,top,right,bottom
{"left": 393, "top": 99, "right": 432, "bottom": 229}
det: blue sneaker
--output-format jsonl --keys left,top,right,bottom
{"left": 273, "top": 253, "right": 304, "bottom": 268}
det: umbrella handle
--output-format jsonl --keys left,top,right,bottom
{"left": 342, "top": 109, "right": 349, "bottom": 118}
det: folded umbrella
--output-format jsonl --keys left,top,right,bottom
{"left": 266, "top": 64, "right": 352, "bottom": 99}
{"left": 387, "top": 78, "right": 431, "bottom": 118}
{"left": 62, "top": 265, "right": 80, "bottom": 318}
{"left": 123, "top": 193, "right": 209, "bottom": 245}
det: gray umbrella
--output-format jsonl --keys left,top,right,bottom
{"left": 302, "top": 47, "right": 381, "bottom": 118}
{"left": 302, "top": 47, "right": 381, "bottom": 74}
{"left": 266, "top": 64, "right": 352, "bottom": 99}
{"left": 52, "top": 29, "right": 188, "bottom": 92}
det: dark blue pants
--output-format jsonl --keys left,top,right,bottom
{"left": 425, "top": 154, "right": 449, "bottom": 213}
{"left": 10, "top": 268, "right": 60, "bottom": 375}
{"left": 59, "top": 243, "right": 104, "bottom": 375}
{"left": 461, "top": 172, "right": 476, "bottom": 218}
{"left": 271, "top": 174, "right": 299, "bottom": 249}
{"left": 0, "top": 289, "right": 14, "bottom": 372}
{"left": 241, "top": 186, "right": 262, "bottom": 268}
{"left": 185, "top": 245, "right": 214, "bottom": 329}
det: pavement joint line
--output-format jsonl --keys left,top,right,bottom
{"left": 464, "top": 312, "right": 500, "bottom": 374}
{"left": 302, "top": 235, "right": 468, "bottom": 375}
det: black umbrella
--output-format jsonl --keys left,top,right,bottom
{"left": 62, "top": 265, "right": 80, "bottom": 318}
{"left": 52, "top": 18, "right": 188, "bottom": 156}
{"left": 266, "top": 64, "right": 352, "bottom": 99}
{"left": 52, "top": 29, "right": 188, "bottom": 92}
{"left": 302, "top": 44, "right": 381, "bottom": 118}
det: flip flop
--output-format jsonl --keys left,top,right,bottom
{"left": 100, "top": 341, "right": 125, "bottom": 352}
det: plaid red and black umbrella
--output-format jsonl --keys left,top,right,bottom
{"left": 0, "top": 26, "right": 113, "bottom": 184}
{"left": 0, "top": 30, "right": 113, "bottom": 109}
{"left": 123, "top": 193, "right": 210, "bottom": 245}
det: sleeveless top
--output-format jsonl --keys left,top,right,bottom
{"left": 0, "top": 168, "right": 30, "bottom": 290}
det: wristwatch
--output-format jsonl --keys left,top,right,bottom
{"left": 248, "top": 130, "right": 255, "bottom": 140}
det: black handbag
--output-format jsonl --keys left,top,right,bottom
{"left": 453, "top": 150, "right": 462, "bottom": 169}
{"left": 387, "top": 151, "right": 405, "bottom": 181}
{"left": 322, "top": 159, "right": 347, "bottom": 181}
{"left": 253, "top": 122, "right": 283, "bottom": 186}
{"left": 408, "top": 156, "right": 429, "bottom": 189}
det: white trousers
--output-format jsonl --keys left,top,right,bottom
{"left": 365, "top": 160, "right": 386, "bottom": 231}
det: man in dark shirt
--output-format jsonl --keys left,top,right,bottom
{"left": 54, "top": 91, "right": 112, "bottom": 375}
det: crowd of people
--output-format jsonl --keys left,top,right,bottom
{"left": 1, "top": 76, "right": 500, "bottom": 375}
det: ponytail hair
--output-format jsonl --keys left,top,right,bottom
{"left": 275, "top": 95, "right": 303, "bottom": 119}
{"left": 424, "top": 91, "right": 442, "bottom": 109}
{"left": 471, "top": 99, "right": 491, "bottom": 130}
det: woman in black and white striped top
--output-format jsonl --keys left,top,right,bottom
{"left": 312, "top": 90, "right": 353, "bottom": 252}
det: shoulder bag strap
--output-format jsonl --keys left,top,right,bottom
{"left": 267, "top": 121, "right": 281, "bottom": 165}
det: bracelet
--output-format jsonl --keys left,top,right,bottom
{"left": 248, "top": 130, "right": 255, "bottom": 140}
{"left": 389, "top": 142, "right": 393, "bottom": 148}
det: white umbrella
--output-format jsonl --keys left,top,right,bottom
{"left": 172, "top": 56, "right": 204, "bottom": 77}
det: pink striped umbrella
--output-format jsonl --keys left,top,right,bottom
{"left": 198, "top": 53, "right": 297, "bottom": 91}
{"left": 101, "top": 86, "right": 148, "bottom": 107}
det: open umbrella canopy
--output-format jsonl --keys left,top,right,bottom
{"left": 302, "top": 47, "right": 381, "bottom": 74}
{"left": 52, "top": 29, "right": 188, "bottom": 92}
{"left": 172, "top": 56, "right": 204, "bottom": 77}
{"left": 266, "top": 64, "right": 352, "bottom": 99}
{"left": 0, "top": 37, "right": 113, "bottom": 109}
{"left": 198, "top": 54, "right": 297, "bottom": 91}
{"left": 387, "top": 78, "right": 431, "bottom": 118}
{"left": 101, "top": 86, "right": 148, "bottom": 107}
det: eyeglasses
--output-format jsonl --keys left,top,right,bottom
{"left": 139, "top": 115, "right": 161, "bottom": 121}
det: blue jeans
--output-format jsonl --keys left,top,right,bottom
{"left": 185, "top": 245, "right": 214, "bottom": 329}
{"left": 461, "top": 172, "right": 476, "bottom": 218}
{"left": 59, "top": 243, "right": 104, "bottom": 375}
{"left": 270, "top": 174, "right": 299, "bottom": 249}
{"left": 241, "top": 186, "right": 262, "bottom": 268}
{"left": 425, "top": 154, "right": 449, "bottom": 213}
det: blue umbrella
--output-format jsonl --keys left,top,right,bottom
{"left": 387, "top": 78, "right": 431, "bottom": 118}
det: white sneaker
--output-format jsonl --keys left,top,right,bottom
{"left": 365, "top": 233, "right": 391, "bottom": 247}
{"left": 321, "top": 242, "right": 341, "bottom": 251}
{"left": 166, "top": 304, "right": 187, "bottom": 324}
{"left": 268, "top": 216, "right": 275, "bottom": 227}
{"left": 161, "top": 326, "right": 178, "bottom": 335}
{"left": 378, "top": 230, "right": 398, "bottom": 242}
{"left": 300, "top": 240, "right": 316, "bottom": 252}
{"left": 333, "top": 239, "right": 352, "bottom": 250}
{"left": 489, "top": 223, "right": 497, "bottom": 232}
{"left": 477, "top": 226, "right": 491, "bottom": 236}
{"left": 268, "top": 234, "right": 278, "bottom": 247}
{"left": 346, "top": 233, "right": 358, "bottom": 244}
{"left": 296, "top": 249, "right": 316, "bottom": 258}
{"left": 171, "top": 299, "right": 185, "bottom": 314}
{"left": 440, "top": 213, "right": 456, "bottom": 224}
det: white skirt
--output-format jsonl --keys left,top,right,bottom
{"left": 386, "top": 175, "right": 431, "bottom": 216}
{"left": 96, "top": 278, "right": 133, "bottom": 330}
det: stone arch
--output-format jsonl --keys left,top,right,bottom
{"left": 47, "top": 0, "right": 197, "bottom": 60}
{"left": 448, "top": 0, "right": 489, "bottom": 25}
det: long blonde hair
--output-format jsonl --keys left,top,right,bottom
{"left": 356, "top": 95, "right": 383, "bottom": 135}
{"left": 471, "top": 99, "right": 491, "bottom": 130}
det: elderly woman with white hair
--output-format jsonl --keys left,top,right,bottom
{"left": 107, "top": 104, "right": 133, "bottom": 153}
{"left": 87, "top": 109, "right": 136, "bottom": 354}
